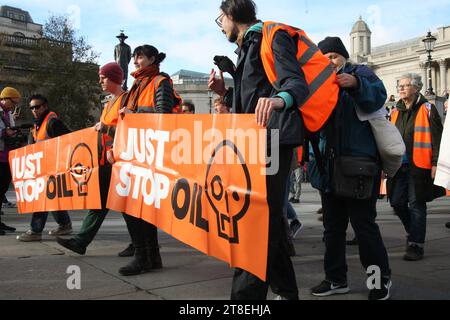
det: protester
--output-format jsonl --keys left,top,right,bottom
{"left": 431, "top": 91, "right": 449, "bottom": 229}
{"left": 117, "top": 44, "right": 178, "bottom": 276}
{"left": 214, "top": 97, "right": 230, "bottom": 114}
{"left": 0, "top": 87, "right": 21, "bottom": 235}
{"left": 209, "top": 0, "right": 311, "bottom": 300}
{"left": 16, "top": 95, "right": 72, "bottom": 241}
{"left": 388, "top": 73, "right": 443, "bottom": 261}
{"left": 309, "top": 37, "right": 392, "bottom": 300}
{"left": 57, "top": 62, "right": 134, "bottom": 257}
{"left": 181, "top": 101, "right": 195, "bottom": 114}
{"left": 289, "top": 147, "right": 302, "bottom": 204}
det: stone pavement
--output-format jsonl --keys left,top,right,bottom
{"left": 1, "top": 185, "right": 449, "bottom": 300}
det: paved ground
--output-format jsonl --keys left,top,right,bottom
{"left": 1, "top": 185, "right": 449, "bottom": 300}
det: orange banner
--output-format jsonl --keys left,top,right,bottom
{"left": 9, "top": 128, "right": 101, "bottom": 214}
{"left": 107, "top": 114, "right": 269, "bottom": 281}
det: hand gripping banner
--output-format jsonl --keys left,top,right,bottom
{"left": 9, "top": 128, "right": 101, "bottom": 214}
{"left": 107, "top": 114, "right": 270, "bottom": 281}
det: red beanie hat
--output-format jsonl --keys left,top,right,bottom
{"left": 99, "top": 62, "right": 124, "bottom": 85}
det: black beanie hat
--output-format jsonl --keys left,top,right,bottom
{"left": 318, "top": 37, "right": 349, "bottom": 59}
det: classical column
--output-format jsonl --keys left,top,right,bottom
{"left": 439, "top": 59, "right": 447, "bottom": 95}
{"left": 420, "top": 62, "right": 428, "bottom": 93}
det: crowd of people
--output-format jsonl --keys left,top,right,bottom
{"left": 1, "top": 0, "right": 449, "bottom": 301}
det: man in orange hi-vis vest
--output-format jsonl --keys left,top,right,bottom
{"left": 16, "top": 94, "right": 72, "bottom": 242}
{"left": 56, "top": 62, "right": 132, "bottom": 257}
{"left": 209, "top": 0, "right": 331, "bottom": 300}
{"left": 389, "top": 73, "right": 443, "bottom": 261}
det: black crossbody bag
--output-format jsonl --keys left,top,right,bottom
{"left": 328, "top": 88, "right": 379, "bottom": 200}
{"left": 332, "top": 156, "right": 378, "bottom": 200}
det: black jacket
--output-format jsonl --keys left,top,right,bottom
{"left": 394, "top": 94, "right": 442, "bottom": 167}
{"left": 154, "top": 72, "right": 178, "bottom": 114}
{"left": 31, "top": 109, "right": 71, "bottom": 143}
{"left": 224, "top": 23, "right": 309, "bottom": 146}
{"left": 390, "top": 94, "right": 444, "bottom": 202}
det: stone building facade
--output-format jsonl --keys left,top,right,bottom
{"left": 350, "top": 17, "right": 450, "bottom": 98}
{"left": 172, "top": 69, "right": 233, "bottom": 114}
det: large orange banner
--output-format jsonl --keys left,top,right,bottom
{"left": 107, "top": 114, "right": 270, "bottom": 281}
{"left": 9, "top": 128, "right": 101, "bottom": 214}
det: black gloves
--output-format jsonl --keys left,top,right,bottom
{"left": 213, "top": 55, "right": 236, "bottom": 78}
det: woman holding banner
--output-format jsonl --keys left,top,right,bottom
{"left": 117, "top": 45, "right": 179, "bottom": 276}
{"left": 57, "top": 62, "right": 132, "bottom": 255}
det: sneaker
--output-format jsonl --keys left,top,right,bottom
{"left": 368, "top": 278, "right": 392, "bottom": 300}
{"left": 118, "top": 243, "right": 135, "bottom": 257}
{"left": 290, "top": 220, "right": 304, "bottom": 239}
{"left": 346, "top": 237, "right": 358, "bottom": 246}
{"left": 403, "top": 245, "right": 424, "bottom": 261}
{"left": 446, "top": 222, "right": 450, "bottom": 229}
{"left": 56, "top": 237, "right": 86, "bottom": 255}
{"left": 0, "top": 222, "right": 16, "bottom": 232}
{"left": 17, "top": 230, "right": 42, "bottom": 242}
{"left": 0, "top": 229, "right": 5, "bottom": 236}
{"left": 289, "top": 198, "right": 300, "bottom": 204}
{"left": 48, "top": 223, "right": 73, "bottom": 236}
{"left": 311, "top": 280, "right": 350, "bottom": 297}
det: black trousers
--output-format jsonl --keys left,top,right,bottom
{"left": 123, "top": 214, "right": 159, "bottom": 250}
{"left": 322, "top": 174, "right": 391, "bottom": 284}
{"left": 230, "top": 146, "right": 299, "bottom": 300}
{"left": 0, "top": 162, "right": 12, "bottom": 223}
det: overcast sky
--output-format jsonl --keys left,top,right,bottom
{"left": 5, "top": 0, "right": 450, "bottom": 75}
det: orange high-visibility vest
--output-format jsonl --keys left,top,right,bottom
{"left": 32, "top": 112, "right": 57, "bottom": 142}
{"left": 127, "top": 75, "right": 181, "bottom": 114}
{"left": 391, "top": 104, "right": 433, "bottom": 169}
{"left": 260, "top": 22, "right": 339, "bottom": 133}
{"left": 99, "top": 94, "right": 125, "bottom": 166}
{"left": 297, "top": 146, "right": 303, "bottom": 164}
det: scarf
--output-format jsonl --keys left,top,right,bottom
{"left": 124, "top": 65, "right": 160, "bottom": 111}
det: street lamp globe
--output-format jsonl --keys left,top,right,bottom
{"left": 422, "top": 31, "right": 437, "bottom": 96}
{"left": 423, "top": 31, "right": 437, "bottom": 52}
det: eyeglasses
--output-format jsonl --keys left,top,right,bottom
{"left": 397, "top": 84, "right": 412, "bottom": 90}
{"left": 215, "top": 13, "right": 224, "bottom": 28}
{"left": 29, "top": 104, "right": 44, "bottom": 111}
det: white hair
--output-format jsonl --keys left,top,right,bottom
{"left": 400, "top": 73, "right": 423, "bottom": 91}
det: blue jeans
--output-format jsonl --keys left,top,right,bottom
{"left": 390, "top": 166, "right": 428, "bottom": 245}
{"left": 284, "top": 177, "right": 297, "bottom": 221}
{"left": 31, "top": 211, "right": 71, "bottom": 234}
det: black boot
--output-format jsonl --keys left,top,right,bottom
{"left": 118, "top": 243, "right": 135, "bottom": 257}
{"left": 147, "top": 246, "right": 163, "bottom": 269}
{"left": 119, "top": 247, "right": 151, "bottom": 276}
{"left": 57, "top": 237, "right": 86, "bottom": 255}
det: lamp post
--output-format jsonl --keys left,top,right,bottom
{"left": 422, "top": 31, "right": 437, "bottom": 96}
{"left": 208, "top": 90, "right": 213, "bottom": 114}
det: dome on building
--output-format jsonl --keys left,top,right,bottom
{"left": 351, "top": 16, "right": 371, "bottom": 34}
